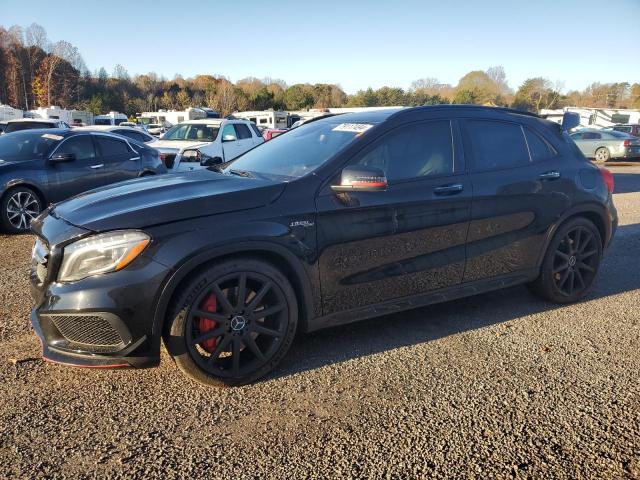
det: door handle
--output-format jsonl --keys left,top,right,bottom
{"left": 539, "top": 171, "right": 561, "bottom": 180}
{"left": 129, "top": 157, "right": 140, "bottom": 161}
{"left": 90, "top": 164, "right": 104, "bottom": 169}
{"left": 434, "top": 184, "right": 464, "bottom": 195}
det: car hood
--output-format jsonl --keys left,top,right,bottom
{"left": 152, "top": 139, "right": 210, "bottom": 152}
{"left": 51, "top": 170, "right": 286, "bottom": 231}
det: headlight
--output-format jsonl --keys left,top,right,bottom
{"left": 182, "top": 149, "right": 202, "bottom": 161}
{"left": 58, "top": 230, "right": 150, "bottom": 282}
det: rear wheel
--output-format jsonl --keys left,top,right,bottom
{"left": 164, "top": 258, "right": 298, "bottom": 386}
{"left": 0, "top": 187, "right": 42, "bottom": 234}
{"left": 529, "top": 218, "right": 602, "bottom": 303}
{"left": 595, "top": 147, "right": 610, "bottom": 162}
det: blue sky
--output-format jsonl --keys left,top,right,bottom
{"left": 2, "top": 0, "right": 638, "bottom": 93}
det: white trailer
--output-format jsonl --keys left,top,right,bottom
{"left": 94, "top": 111, "right": 128, "bottom": 126}
{"left": 0, "top": 104, "right": 23, "bottom": 122}
{"left": 25, "top": 106, "right": 93, "bottom": 126}
{"left": 233, "top": 110, "right": 289, "bottom": 130}
{"left": 540, "top": 107, "right": 640, "bottom": 128}
{"left": 138, "top": 108, "right": 206, "bottom": 128}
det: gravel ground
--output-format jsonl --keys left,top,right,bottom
{"left": 1, "top": 167, "right": 639, "bottom": 479}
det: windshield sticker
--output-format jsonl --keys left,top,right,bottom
{"left": 332, "top": 123, "right": 373, "bottom": 133}
{"left": 41, "top": 133, "right": 64, "bottom": 141}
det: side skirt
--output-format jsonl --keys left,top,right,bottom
{"left": 308, "top": 269, "right": 539, "bottom": 332}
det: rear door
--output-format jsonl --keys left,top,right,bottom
{"left": 316, "top": 119, "right": 471, "bottom": 315}
{"left": 48, "top": 134, "right": 102, "bottom": 201}
{"left": 461, "top": 119, "right": 571, "bottom": 283}
{"left": 233, "top": 123, "right": 257, "bottom": 154}
{"left": 94, "top": 135, "right": 140, "bottom": 185}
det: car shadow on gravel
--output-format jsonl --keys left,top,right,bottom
{"left": 266, "top": 222, "right": 640, "bottom": 383}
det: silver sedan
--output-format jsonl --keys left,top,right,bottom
{"left": 570, "top": 129, "right": 640, "bottom": 161}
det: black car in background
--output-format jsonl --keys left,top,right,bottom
{"left": 29, "top": 106, "right": 617, "bottom": 386}
{"left": 0, "top": 129, "right": 166, "bottom": 233}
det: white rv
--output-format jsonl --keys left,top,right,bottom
{"left": 540, "top": 107, "right": 640, "bottom": 129}
{"left": 25, "top": 106, "right": 93, "bottom": 126}
{"left": 0, "top": 104, "right": 23, "bottom": 122}
{"left": 138, "top": 108, "right": 207, "bottom": 129}
{"left": 234, "top": 110, "right": 288, "bottom": 129}
{"left": 94, "top": 111, "right": 128, "bottom": 126}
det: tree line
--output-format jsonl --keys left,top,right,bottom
{"left": 1, "top": 23, "right": 639, "bottom": 118}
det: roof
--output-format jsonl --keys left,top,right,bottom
{"left": 6, "top": 118, "right": 60, "bottom": 124}
{"left": 73, "top": 125, "right": 139, "bottom": 132}
{"left": 177, "top": 119, "right": 224, "bottom": 125}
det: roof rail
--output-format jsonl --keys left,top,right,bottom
{"left": 406, "top": 104, "right": 540, "bottom": 118}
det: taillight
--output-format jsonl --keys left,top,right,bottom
{"left": 159, "top": 152, "right": 166, "bottom": 163}
{"left": 599, "top": 167, "right": 614, "bottom": 193}
{"left": 623, "top": 139, "right": 631, "bottom": 147}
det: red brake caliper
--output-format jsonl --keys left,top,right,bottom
{"left": 197, "top": 293, "right": 219, "bottom": 353}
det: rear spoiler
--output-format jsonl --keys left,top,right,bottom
{"left": 562, "top": 112, "right": 580, "bottom": 131}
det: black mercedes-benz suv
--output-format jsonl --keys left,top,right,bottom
{"left": 29, "top": 106, "right": 618, "bottom": 386}
{"left": 0, "top": 129, "right": 165, "bottom": 233}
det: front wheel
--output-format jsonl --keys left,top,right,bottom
{"left": 529, "top": 218, "right": 602, "bottom": 303}
{"left": 164, "top": 258, "right": 298, "bottom": 386}
{"left": 0, "top": 187, "right": 42, "bottom": 234}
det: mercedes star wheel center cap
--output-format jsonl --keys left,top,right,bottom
{"left": 230, "top": 315, "right": 246, "bottom": 331}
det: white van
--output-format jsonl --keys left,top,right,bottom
{"left": 152, "top": 119, "right": 264, "bottom": 172}
{"left": 94, "top": 111, "right": 128, "bottom": 126}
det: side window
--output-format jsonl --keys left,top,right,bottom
{"left": 524, "top": 127, "right": 557, "bottom": 162}
{"left": 570, "top": 132, "right": 583, "bottom": 140}
{"left": 221, "top": 124, "right": 237, "bottom": 140}
{"left": 465, "top": 120, "right": 530, "bottom": 171}
{"left": 234, "top": 123, "right": 252, "bottom": 140}
{"left": 56, "top": 136, "right": 96, "bottom": 160}
{"left": 249, "top": 123, "right": 262, "bottom": 138}
{"left": 96, "top": 136, "right": 131, "bottom": 156}
{"left": 352, "top": 121, "right": 454, "bottom": 182}
{"left": 582, "top": 132, "right": 601, "bottom": 140}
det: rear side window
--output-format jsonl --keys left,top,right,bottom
{"left": 114, "top": 129, "right": 142, "bottom": 142}
{"left": 582, "top": 132, "right": 601, "bottom": 140}
{"left": 57, "top": 136, "right": 96, "bottom": 160}
{"left": 96, "top": 136, "right": 130, "bottom": 155}
{"left": 524, "top": 127, "right": 557, "bottom": 162}
{"left": 465, "top": 120, "right": 529, "bottom": 171}
{"left": 234, "top": 124, "right": 252, "bottom": 140}
{"left": 353, "top": 120, "right": 454, "bottom": 181}
{"left": 249, "top": 123, "right": 262, "bottom": 138}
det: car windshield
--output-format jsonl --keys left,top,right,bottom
{"left": 222, "top": 118, "right": 376, "bottom": 180}
{"left": 0, "top": 131, "right": 62, "bottom": 161}
{"left": 163, "top": 123, "right": 220, "bottom": 142}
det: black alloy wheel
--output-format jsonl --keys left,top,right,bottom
{"left": 165, "top": 259, "right": 298, "bottom": 386}
{"left": 529, "top": 217, "right": 602, "bottom": 303}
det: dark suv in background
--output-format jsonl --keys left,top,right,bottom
{"left": 29, "top": 106, "right": 617, "bottom": 386}
{"left": 0, "top": 129, "right": 165, "bottom": 233}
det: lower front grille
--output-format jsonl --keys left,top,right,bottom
{"left": 50, "top": 315, "right": 123, "bottom": 347}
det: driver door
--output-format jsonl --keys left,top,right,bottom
{"left": 48, "top": 135, "right": 102, "bottom": 202}
{"left": 221, "top": 123, "right": 243, "bottom": 161}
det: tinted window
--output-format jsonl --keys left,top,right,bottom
{"left": 465, "top": 120, "right": 529, "bottom": 171}
{"left": 524, "top": 127, "right": 557, "bottom": 162}
{"left": 249, "top": 123, "right": 262, "bottom": 138}
{"left": 234, "top": 123, "right": 252, "bottom": 140}
{"left": 582, "top": 132, "right": 601, "bottom": 140}
{"left": 0, "top": 131, "right": 61, "bottom": 161}
{"left": 353, "top": 121, "right": 453, "bottom": 181}
{"left": 96, "top": 136, "right": 130, "bottom": 156}
{"left": 5, "top": 122, "right": 55, "bottom": 133}
{"left": 613, "top": 126, "right": 631, "bottom": 133}
{"left": 57, "top": 135, "right": 96, "bottom": 160}
{"left": 114, "top": 129, "right": 143, "bottom": 142}
{"left": 94, "top": 118, "right": 112, "bottom": 126}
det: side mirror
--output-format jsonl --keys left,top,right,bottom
{"left": 49, "top": 152, "right": 75, "bottom": 163}
{"left": 222, "top": 134, "right": 237, "bottom": 142}
{"left": 562, "top": 112, "right": 581, "bottom": 131}
{"left": 331, "top": 165, "right": 387, "bottom": 193}
{"left": 202, "top": 156, "right": 223, "bottom": 167}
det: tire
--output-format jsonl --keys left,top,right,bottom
{"left": 595, "top": 147, "right": 610, "bottom": 162}
{"left": 528, "top": 217, "right": 602, "bottom": 304}
{"left": 163, "top": 258, "right": 298, "bottom": 386}
{"left": 0, "top": 186, "right": 43, "bottom": 234}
